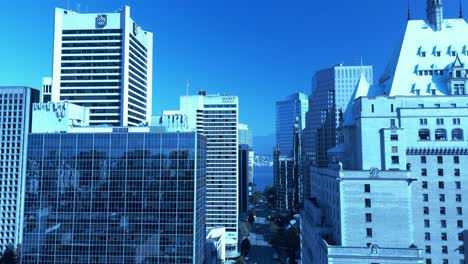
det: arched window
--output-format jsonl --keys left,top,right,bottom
{"left": 419, "top": 129, "right": 430, "bottom": 140}
{"left": 435, "top": 129, "right": 447, "bottom": 141}
{"left": 452, "top": 129, "right": 464, "bottom": 141}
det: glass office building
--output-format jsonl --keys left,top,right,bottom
{"left": 275, "top": 93, "right": 308, "bottom": 158}
{"left": 21, "top": 132, "right": 206, "bottom": 264}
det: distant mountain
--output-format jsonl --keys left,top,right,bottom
{"left": 253, "top": 134, "right": 275, "bottom": 155}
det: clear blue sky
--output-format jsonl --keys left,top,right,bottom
{"left": 0, "top": 0, "right": 463, "bottom": 136}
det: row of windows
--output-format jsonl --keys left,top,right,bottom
{"left": 61, "top": 62, "right": 121, "bottom": 67}
{"left": 61, "top": 55, "right": 122, "bottom": 61}
{"left": 422, "top": 181, "right": 462, "bottom": 189}
{"left": 62, "top": 48, "right": 121, "bottom": 54}
{"left": 61, "top": 68, "right": 121, "bottom": 74}
{"left": 419, "top": 118, "right": 461, "bottom": 125}
{"left": 62, "top": 29, "right": 122, "bottom": 34}
{"left": 61, "top": 75, "right": 121, "bottom": 81}
{"left": 421, "top": 155, "right": 460, "bottom": 164}
{"left": 420, "top": 50, "right": 459, "bottom": 58}
{"left": 421, "top": 168, "right": 461, "bottom": 177}
{"left": 417, "top": 69, "right": 445, "bottom": 76}
{"left": 61, "top": 82, "right": 121, "bottom": 87}
{"left": 424, "top": 245, "right": 464, "bottom": 255}
{"left": 62, "top": 42, "right": 122, "bottom": 48}
{"left": 62, "top": 35, "right": 122, "bottom": 41}
{"left": 418, "top": 128, "right": 464, "bottom": 141}
{"left": 61, "top": 95, "right": 120, "bottom": 101}
{"left": 422, "top": 194, "right": 463, "bottom": 204}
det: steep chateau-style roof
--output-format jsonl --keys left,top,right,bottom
{"left": 377, "top": 17, "right": 468, "bottom": 96}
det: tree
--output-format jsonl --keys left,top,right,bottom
{"left": 1, "top": 245, "right": 18, "bottom": 264}
{"left": 263, "top": 186, "right": 275, "bottom": 208}
{"left": 251, "top": 191, "right": 261, "bottom": 205}
{"left": 248, "top": 210, "right": 255, "bottom": 225}
{"left": 240, "top": 238, "right": 251, "bottom": 257}
{"left": 239, "top": 221, "right": 251, "bottom": 239}
{"left": 235, "top": 256, "right": 246, "bottom": 264}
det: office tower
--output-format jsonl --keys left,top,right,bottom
{"left": 51, "top": 6, "right": 153, "bottom": 126}
{"left": 273, "top": 150, "right": 294, "bottom": 211}
{"left": 275, "top": 93, "right": 306, "bottom": 209}
{"left": 238, "top": 124, "right": 252, "bottom": 146}
{"left": 0, "top": 87, "right": 39, "bottom": 252}
{"left": 301, "top": 65, "right": 373, "bottom": 200}
{"left": 180, "top": 91, "right": 239, "bottom": 258}
{"left": 41, "top": 77, "right": 52, "bottom": 103}
{"left": 302, "top": 2, "right": 467, "bottom": 263}
{"left": 238, "top": 124, "right": 254, "bottom": 196}
{"left": 238, "top": 144, "right": 249, "bottom": 215}
{"left": 274, "top": 123, "right": 301, "bottom": 211}
{"left": 21, "top": 130, "right": 206, "bottom": 264}
{"left": 275, "top": 93, "right": 308, "bottom": 158}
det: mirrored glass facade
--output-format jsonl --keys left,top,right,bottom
{"left": 21, "top": 132, "right": 206, "bottom": 264}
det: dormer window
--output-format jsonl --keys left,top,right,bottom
{"left": 451, "top": 51, "right": 457, "bottom": 57}
{"left": 435, "top": 51, "right": 441, "bottom": 57}
{"left": 421, "top": 51, "right": 427, "bottom": 57}
{"left": 431, "top": 89, "right": 436, "bottom": 95}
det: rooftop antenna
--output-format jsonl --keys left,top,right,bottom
{"left": 360, "top": 57, "right": 364, "bottom": 74}
{"left": 185, "top": 80, "right": 189, "bottom": 129}
{"left": 407, "top": 0, "right": 411, "bottom": 20}
{"left": 460, "top": 0, "right": 464, "bottom": 19}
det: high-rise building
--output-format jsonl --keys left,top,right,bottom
{"left": 275, "top": 93, "right": 308, "bottom": 158}
{"left": 21, "top": 129, "right": 206, "bottom": 264}
{"left": 301, "top": 65, "right": 373, "bottom": 200}
{"left": 273, "top": 151, "right": 294, "bottom": 211}
{"left": 238, "top": 124, "right": 254, "bottom": 196}
{"left": 274, "top": 93, "right": 306, "bottom": 208}
{"left": 238, "top": 123, "right": 252, "bottom": 146}
{"left": 0, "top": 87, "right": 39, "bottom": 252}
{"left": 274, "top": 121, "right": 302, "bottom": 211}
{"left": 238, "top": 144, "right": 250, "bottom": 215}
{"left": 180, "top": 91, "right": 239, "bottom": 258}
{"left": 51, "top": 6, "right": 153, "bottom": 126}
{"left": 302, "top": 2, "right": 467, "bottom": 263}
{"left": 41, "top": 77, "right": 52, "bottom": 103}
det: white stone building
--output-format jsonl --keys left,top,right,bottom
{"left": 302, "top": 1, "right": 467, "bottom": 263}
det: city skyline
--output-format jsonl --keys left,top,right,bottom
{"left": 2, "top": 0, "right": 466, "bottom": 136}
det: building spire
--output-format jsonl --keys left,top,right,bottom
{"left": 426, "top": 0, "right": 444, "bottom": 31}
{"left": 408, "top": 0, "right": 411, "bottom": 20}
{"left": 460, "top": 0, "right": 464, "bottom": 18}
